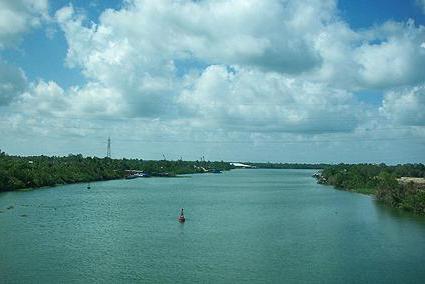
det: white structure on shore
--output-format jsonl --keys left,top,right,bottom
{"left": 231, "top": 162, "right": 255, "bottom": 168}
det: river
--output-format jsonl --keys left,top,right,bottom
{"left": 1, "top": 169, "right": 424, "bottom": 283}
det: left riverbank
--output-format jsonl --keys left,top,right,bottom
{"left": 0, "top": 151, "right": 234, "bottom": 192}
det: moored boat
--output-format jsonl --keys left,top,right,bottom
{"left": 125, "top": 172, "right": 150, "bottom": 179}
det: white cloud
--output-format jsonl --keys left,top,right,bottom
{"left": 380, "top": 85, "right": 425, "bottom": 126}
{"left": 14, "top": 80, "right": 67, "bottom": 114}
{"left": 55, "top": 0, "right": 335, "bottom": 80}
{"left": 55, "top": 1, "right": 425, "bottom": 91}
{"left": 0, "top": 0, "right": 48, "bottom": 48}
{"left": 53, "top": 2, "right": 345, "bottom": 123}
{"left": 13, "top": 80, "right": 125, "bottom": 118}
{"left": 354, "top": 20, "right": 425, "bottom": 89}
{"left": 55, "top": 4, "right": 182, "bottom": 118}
{"left": 309, "top": 19, "right": 425, "bottom": 90}
{"left": 178, "top": 65, "right": 362, "bottom": 133}
{"left": 47, "top": 0, "right": 425, "bottom": 136}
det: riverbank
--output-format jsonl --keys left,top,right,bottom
{"left": 0, "top": 151, "right": 234, "bottom": 192}
{"left": 314, "top": 164, "right": 425, "bottom": 215}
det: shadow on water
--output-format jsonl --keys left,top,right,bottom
{"left": 373, "top": 199, "right": 425, "bottom": 225}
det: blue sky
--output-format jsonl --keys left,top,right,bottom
{"left": 339, "top": 0, "right": 425, "bottom": 28}
{"left": 0, "top": 0, "right": 424, "bottom": 163}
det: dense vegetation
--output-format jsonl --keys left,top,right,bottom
{"left": 317, "top": 164, "right": 425, "bottom": 214}
{"left": 0, "top": 151, "right": 233, "bottom": 192}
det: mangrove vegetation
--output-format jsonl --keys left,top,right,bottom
{"left": 316, "top": 164, "right": 425, "bottom": 215}
{"left": 0, "top": 151, "right": 233, "bottom": 192}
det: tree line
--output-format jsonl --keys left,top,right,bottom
{"left": 316, "top": 163, "right": 425, "bottom": 215}
{"left": 0, "top": 151, "right": 234, "bottom": 192}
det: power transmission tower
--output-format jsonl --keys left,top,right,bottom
{"left": 107, "top": 136, "right": 111, "bottom": 158}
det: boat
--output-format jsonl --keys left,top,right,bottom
{"left": 125, "top": 172, "right": 150, "bottom": 179}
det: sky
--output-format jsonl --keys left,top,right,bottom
{"left": 0, "top": 0, "right": 424, "bottom": 163}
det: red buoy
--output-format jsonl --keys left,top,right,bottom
{"left": 178, "top": 208, "right": 185, "bottom": 222}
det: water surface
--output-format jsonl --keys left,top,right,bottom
{"left": 1, "top": 169, "right": 424, "bottom": 283}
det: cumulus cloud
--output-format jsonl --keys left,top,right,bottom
{"left": 46, "top": 0, "right": 425, "bottom": 137}
{"left": 310, "top": 19, "right": 425, "bottom": 90}
{"left": 13, "top": 80, "right": 125, "bottom": 118}
{"left": 178, "top": 65, "right": 361, "bottom": 133}
{"left": 0, "top": 60, "right": 27, "bottom": 105}
{"left": 14, "top": 80, "right": 67, "bottom": 115}
{"left": 0, "top": 0, "right": 48, "bottom": 48}
{"left": 354, "top": 20, "right": 425, "bottom": 89}
{"left": 380, "top": 85, "right": 425, "bottom": 126}
{"left": 56, "top": 0, "right": 330, "bottom": 75}
{"left": 52, "top": 1, "right": 351, "bottom": 130}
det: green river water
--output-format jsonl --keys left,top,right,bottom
{"left": 1, "top": 169, "right": 424, "bottom": 283}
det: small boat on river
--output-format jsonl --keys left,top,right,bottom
{"left": 125, "top": 172, "right": 150, "bottom": 179}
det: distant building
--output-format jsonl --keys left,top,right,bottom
{"left": 230, "top": 162, "right": 255, "bottom": 168}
